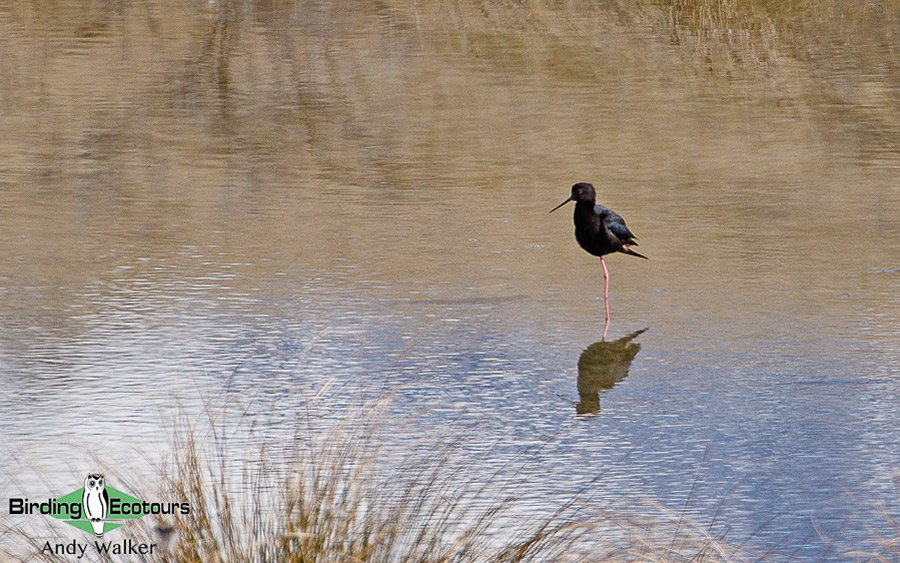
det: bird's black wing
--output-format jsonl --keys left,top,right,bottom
{"left": 594, "top": 204, "right": 638, "bottom": 245}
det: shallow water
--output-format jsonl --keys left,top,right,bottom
{"left": 1, "top": 0, "right": 898, "bottom": 558}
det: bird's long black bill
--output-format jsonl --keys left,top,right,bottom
{"left": 549, "top": 196, "right": 573, "bottom": 213}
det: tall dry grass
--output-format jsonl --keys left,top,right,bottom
{"left": 1, "top": 397, "right": 746, "bottom": 562}
{"left": 2, "top": 394, "right": 898, "bottom": 560}
{"left": 127, "top": 399, "right": 746, "bottom": 562}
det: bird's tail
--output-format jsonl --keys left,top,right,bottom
{"left": 620, "top": 246, "right": 648, "bottom": 259}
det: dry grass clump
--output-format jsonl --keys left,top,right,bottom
{"left": 0, "top": 398, "right": 745, "bottom": 562}
{"left": 5, "top": 394, "right": 899, "bottom": 561}
{"left": 127, "top": 401, "right": 744, "bottom": 562}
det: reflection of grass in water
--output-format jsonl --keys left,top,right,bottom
{"left": 2, "top": 398, "right": 742, "bottom": 562}
{"left": 663, "top": 0, "right": 780, "bottom": 73}
{"left": 390, "top": 0, "right": 891, "bottom": 76}
{"left": 653, "top": 0, "right": 892, "bottom": 75}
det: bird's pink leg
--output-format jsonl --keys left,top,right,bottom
{"left": 601, "top": 256, "right": 610, "bottom": 340}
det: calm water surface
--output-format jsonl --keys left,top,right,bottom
{"left": 1, "top": 0, "right": 898, "bottom": 558}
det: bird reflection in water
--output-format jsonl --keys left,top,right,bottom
{"left": 576, "top": 329, "right": 647, "bottom": 415}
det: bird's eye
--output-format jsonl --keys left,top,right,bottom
{"left": 89, "top": 481, "right": 95, "bottom": 487}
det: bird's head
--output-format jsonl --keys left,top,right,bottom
{"left": 570, "top": 182, "right": 596, "bottom": 202}
{"left": 550, "top": 182, "right": 595, "bottom": 213}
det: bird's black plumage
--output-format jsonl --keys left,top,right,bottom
{"left": 550, "top": 182, "right": 646, "bottom": 336}
{"left": 551, "top": 182, "right": 647, "bottom": 260}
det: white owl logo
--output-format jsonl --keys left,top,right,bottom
{"left": 82, "top": 473, "right": 109, "bottom": 537}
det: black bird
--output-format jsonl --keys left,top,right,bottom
{"left": 551, "top": 182, "right": 647, "bottom": 337}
